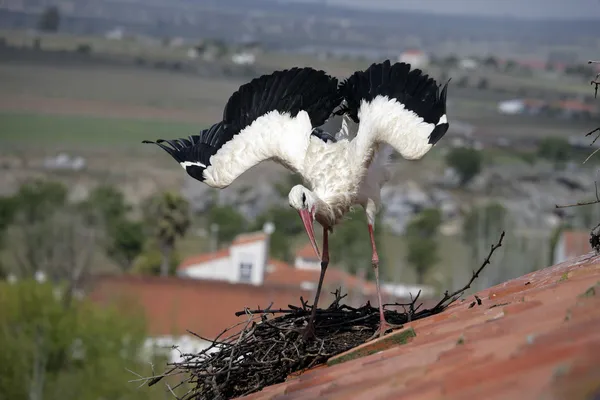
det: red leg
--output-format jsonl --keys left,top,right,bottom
{"left": 303, "top": 227, "right": 329, "bottom": 341}
{"left": 368, "top": 223, "right": 401, "bottom": 341}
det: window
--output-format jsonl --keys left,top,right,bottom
{"left": 239, "top": 262, "right": 253, "bottom": 283}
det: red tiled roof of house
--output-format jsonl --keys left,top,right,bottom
{"left": 556, "top": 100, "right": 596, "bottom": 113}
{"left": 88, "top": 274, "right": 314, "bottom": 339}
{"left": 563, "top": 231, "right": 591, "bottom": 259}
{"left": 87, "top": 268, "right": 399, "bottom": 340}
{"left": 264, "top": 261, "right": 379, "bottom": 297}
{"left": 232, "top": 232, "right": 268, "bottom": 245}
{"left": 295, "top": 242, "right": 320, "bottom": 260}
{"left": 237, "top": 252, "right": 600, "bottom": 400}
{"left": 178, "top": 248, "right": 229, "bottom": 270}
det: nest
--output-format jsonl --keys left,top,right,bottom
{"left": 144, "top": 233, "right": 505, "bottom": 400}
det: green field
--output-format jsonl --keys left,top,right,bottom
{"left": 0, "top": 111, "right": 202, "bottom": 146}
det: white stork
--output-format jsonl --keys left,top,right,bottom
{"left": 143, "top": 60, "right": 450, "bottom": 341}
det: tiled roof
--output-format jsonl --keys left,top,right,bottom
{"left": 295, "top": 243, "right": 320, "bottom": 260}
{"left": 178, "top": 249, "right": 229, "bottom": 270}
{"left": 87, "top": 271, "right": 397, "bottom": 339}
{"left": 237, "top": 252, "right": 600, "bottom": 400}
{"left": 88, "top": 274, "right": 315, "bottom": 338}
{"left": 562, "top": 230, "right": 591, "bottom": 260}
{"left": 264, "top": 262, "right": 379, "bottom": 298}
{"left": 232, "top": 232, "right": 268, "bottom": 245}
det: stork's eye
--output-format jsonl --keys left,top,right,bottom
{"left": 301, "top": 193, "right": 306, "bottom": 205}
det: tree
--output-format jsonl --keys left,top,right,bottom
{"left": 329, "top": 209, "right": 385, "bottom": 281}
{"left": 82, "top": 184, "right": 130, "bottom": 227}
{"left": 5, "top": 180, "right": 97, "bottom": 297}
{"left": 456, "top": 76, "right": 469, "bottom": 88}
{"left": 205, "top": 205, "right": 247, "bottom": 246}
{"left": 252, "top": 206, "right": 304, "bottom": 262}
{"left": 105, "top": 219, "right": 145, "bottom": 270}
{"left": 445, "top": 147, "right": 483, "bottom": 186}
{"left": 463, "top": 202, "right": 507, "bottom": 258}
{"left": 462, "top": 202, "right": 509, "bottom": 289}
{"left": 37, "top": 6, "right": 61, "bottom": 32}
{"left": 504, "top": 59, "right": 518, "bottom": 72}
{"left": 0, "top": 279, "right": 170, "bottom": 400}
{"left": 0, "top": 195, "right": 17, "bottom": 248}
{"left": 537, "top": 136, "right": 571, "bottom": 166}
{"left": 14, "top": 179, "right": 67, "bottom": 223}
{"left": 80, "top": 185, "right": 143, "bottom": 271}
{"left": 404, "top": 208, "right": 442, "bottom": 284}
{"left": 143, "top": 192, "right": 190, "bottom": 276}
{"left": 482, "top": 56, "right": 499, "bottom": 69}
{"left": 476, "top": 77, "right": 489, "bottom": 90}
{"left": 132, "top": 241, "right": 181, "bottom": 276}
{"left": 9, "top": 203, "right": 98, "bottom": 305}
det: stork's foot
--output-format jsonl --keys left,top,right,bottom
{"left": 301, "top": 320, "right": 316, "bottom": 342}
{"left": 367, "top": 318, "right": 403, "bottom": 342}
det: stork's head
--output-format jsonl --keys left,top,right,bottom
{"left": 288, "top": 185, "right": 320, "bottom": 259}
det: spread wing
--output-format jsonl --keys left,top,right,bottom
{"left": 338, "top": 60, "right": 450, "bottom": 161}
{"left": 143, "top": 67, "right": 342, "bottom": 188}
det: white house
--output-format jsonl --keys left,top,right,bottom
{"left": 178, "top": 232, "right": 270, "bottom": 285}
{"left": 231, "top": 52, "right": 256, "bottom": 65}
{"left": 498, "top": 99, "right": 525, "bottom": 115}
{"left": 398, "top": 49, "right": 429, "bottom": 68}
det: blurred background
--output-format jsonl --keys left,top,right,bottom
{"left": 1, "top": 1, "right": 599, "bottom": 398}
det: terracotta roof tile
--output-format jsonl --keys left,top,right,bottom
{"left": 232, "top": 232, "right": 268, "bottom": 245}
{"left": 295, "top": 243, "right": 319, "bottom": 260}
{"left": 235, "top": 252, "right": 600, "bottom": 399}
{"left": 178, "top": 248, "right": 229, "bottom": 270}
{"left": 88, "top": 275, "right": 315, "bottom": 338}
{"left": 87, "top": 271, "right": 399, "bottom": 339}
{"left": 264, "top": 263, "right": 379, "bottom": 297}
{"left": 562, "top": 230, "right": 591, "bottom": 260}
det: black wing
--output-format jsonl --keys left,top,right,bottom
{"left": 143, "top": 67, "right": 342, "bottom": 187}
{"left": 336, "top": 60, "right": 449, "bottom": 145}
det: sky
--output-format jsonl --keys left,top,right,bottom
{"left": 275, "top": 0, "right": 600, "bottom": 19}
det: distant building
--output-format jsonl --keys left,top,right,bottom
{"left": 105, "top": 27, "right": 124, "bottom": 40}
{"left": 497, "top": 99, "right": 547, "bottom": 116}
{"left": 498, "top": 99, "right": 525, "bottom": 115}
{"left": 231, "top": 52, "right": 255, "bottom": 65}
{"left": 552, "top": 100, "right": 597, "bottom": 120}
{"left": 398, "top": 49, "right": 429, "bottom": 68}
{"left": 458, "top": 58, "right": 478, "bottom": 70}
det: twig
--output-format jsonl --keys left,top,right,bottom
{"left": 428, "top": 231, "right": 505, "bottom": 312}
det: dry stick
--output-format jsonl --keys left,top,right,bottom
{"left": 225, "top": 310, "right": 255, "bottom": 383}
{"left": 427, "top": 231, "right": 505, "bottom": 313}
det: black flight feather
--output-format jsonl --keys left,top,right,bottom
{"left": 336, "top": 60, "right": 450, "bottom": 144}
{"left": 143, "top": 67, "right": 342, "bottom": 183}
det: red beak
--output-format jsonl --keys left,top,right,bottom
{"left": 298, "top": 209, "right": 320, "bottom": 260}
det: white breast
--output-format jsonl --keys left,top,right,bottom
{"left": 302, "top": 137, "right": 371, "bottom": 220}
